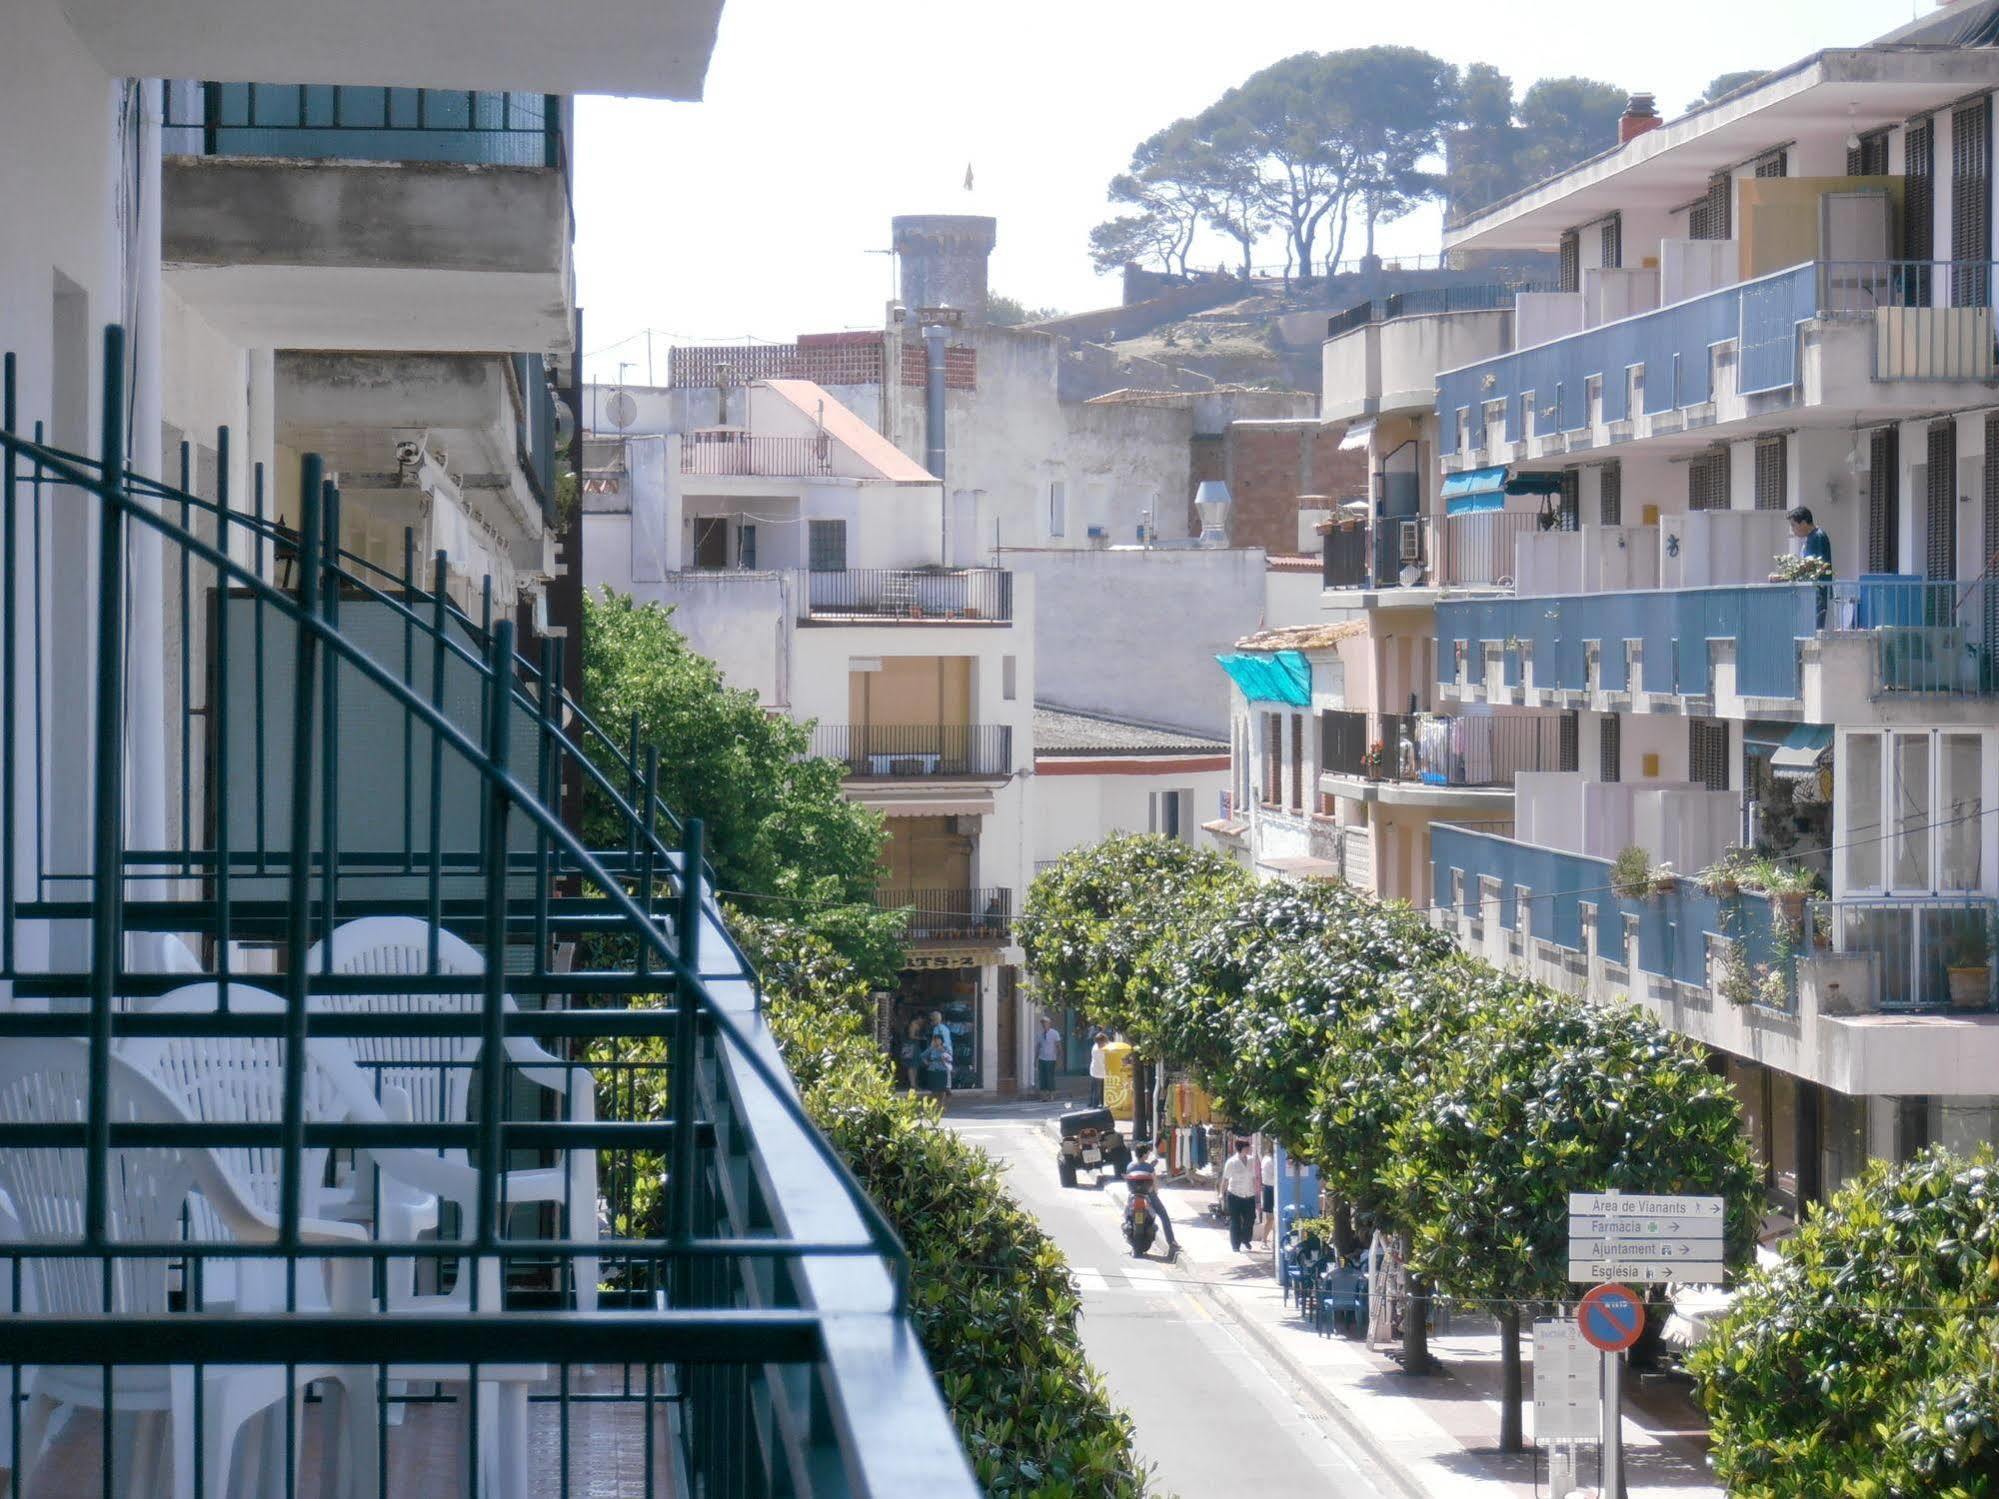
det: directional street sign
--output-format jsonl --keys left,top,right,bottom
{"left": 1567, "top": 1192, "right": 1724, "bottom": 1285}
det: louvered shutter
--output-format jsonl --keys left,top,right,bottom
{"left": 1754, "top": 436, "right": 1787, "bottom": 510}
{"left": 1926, "top": 420, "right": 1957, "bottom": 581}
{"left": 1952, "top": 101, "right": 1990, "bottom": 307}
{"left": 1867, "top": 427, "right": 1900, "bottom": 573}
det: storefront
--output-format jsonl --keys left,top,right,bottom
{"left": 891, "top": 962, "right": 984, "bottom": 1091}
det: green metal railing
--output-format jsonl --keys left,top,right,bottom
{"left": 0, "top": 329, "right": 973, "bottom": 1497}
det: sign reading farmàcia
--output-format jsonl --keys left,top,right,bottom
{"left": 1566, "top": 1192, "right": 1724, "bottom": 1285}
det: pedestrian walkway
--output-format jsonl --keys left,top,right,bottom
{"left": 1125, "top": 1177, "right": 1723, "bottom": 1499}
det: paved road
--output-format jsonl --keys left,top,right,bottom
{"left": 946, "top": 1102, "right": 1391, "bottom": 1499}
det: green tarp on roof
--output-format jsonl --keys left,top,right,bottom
{"left": 1217, "top": 649, "right": 1312, "bottom": 706}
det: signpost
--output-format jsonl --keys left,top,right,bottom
{"left": 1567, "top": 1192, "right": 1724, "bottom": 1285}
{"left": 1566, "top": 1196, "right": 1723, "bottom": 1499}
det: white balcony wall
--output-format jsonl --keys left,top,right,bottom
{"left": 1632, "top": 787, "right": 1737, "bottom": 878}
{"left": 1514, "top": 524, "right": 1659, "bottom": 596}
{"left": 1514, "top": 771, "right": 1585, "bottom": 854}
{"left": 1380, "top": 312, "right": 1511, "bottom": 414}
{"left": 1581, "top": 267, "right": 1659, "bottom": 328}
{"left": 1658, "top": 508, "right": 1790, "bottom": 589}
{"left": 1321, "top": 325, "right": 1378, "bottom": 423}
{"left": 1514, "top": 292, "right": 1584, "bottom": 350}
{"left": 1659, "top": 240, "right": 1737, "bottom": 304}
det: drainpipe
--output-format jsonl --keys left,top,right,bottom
{"left": 922, "top": 324, "right": 947, "bottom": 483}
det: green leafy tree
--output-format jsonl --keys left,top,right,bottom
{"left": 1515, "top": 77, "right": 1629, "bottom": 184}
{"left": 581, "top": 587, "right": 904, "bottom": 985}
{"left": 1106, "top": 128, "right": 1210, "bottom": 277}
{"left": 1087, "top": 213, "right": 1178, "bottom": 277}
{"left": 985, "top": 292, "right": 1064, "bottom": 327}
{"left": 1692, "top": 1149, "right": 1999, "bottom": 1498}
{"left": 1445, "top": 62, "right": 1522, "bottom": 218}
{"left": 1688, "top": 71, "right": 1764, "bottom": 112}
{"left": 1384, "top": 990, "right": 1762, "bottom": 1452}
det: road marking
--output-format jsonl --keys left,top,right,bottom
{"left": 1072, "top": 1268, "right": 1110, "bottom": 1294}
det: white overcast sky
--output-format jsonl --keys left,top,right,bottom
{"left": 576, "top": 0, "right": 1919, "bottom": 383}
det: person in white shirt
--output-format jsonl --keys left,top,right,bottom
{"left": 1257, "top": 1149, "right": 1276, "bottom": 1245}
{"left": 1087, "top": 1030, "right": 1109, "bottom": 1108}
{"left": 1036, "top": 1019, "right": 1062, "bottom": 1096}
{"left": 1221, "top": 1138, "right": 1259, "bottom": 1251}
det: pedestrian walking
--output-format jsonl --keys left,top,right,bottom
{"left": 1036, "top": 1017, "right": 1062, "bottom": 1096}
{"left": 1087, "top": 1030, "right": 1109, "bottom": 1108}
{"left": 1256, "top": 1146, "right": 1276, "bottom": 1246}
{"left": 1221, "top": 1137, "right": 1259, "bottom": 1251}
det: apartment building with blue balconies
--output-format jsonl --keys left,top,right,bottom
{"left": 1423, "top": 2, "right": 1999, "bottom": 1235}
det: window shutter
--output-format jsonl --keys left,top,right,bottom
{"left": 1951, "top": 101, "right": 1990, "bottom": 307}
{"left": 1926, "top": 420, "right": 1957, "bottom": 581}
{"left": 1559, "top": 711, "right": 1579, "bottom": 773}
{"left": 1598, "top": 459, "right": 1622, "bottom": 525}
{"left": 808, "top": 518, "right": 847, "bottom": 572}
{"left": 1985, "top": 414, "right": 1999, "bottom": 645}
{"left": 1599, "top": 214, "right": 1622, "bottom": 270}
{"left": 1907, "top": 118, "right": 1935, "bottom": 263}
{"left": 1599, "top": 716, "right": 1621, "bottom": 783}
{"left": 1754, "top": 149, "right": 1787, "bottom": 178}
{"left": 1558, "top": 230, "right": 1580, "bottom": 293}
{"left": 1689, "top": 718, "right": 1729, "bottom": 792}
{"left": 1689, "top": 175, "right": 1731, "bottom": 240}
{"left": 1558, "top": 468, "right": 1581, "bottom": 530}
{"left": 1754, "top": 436, "right": 1787, "bottom": 510}
{"left": 1867, "top": 427, "right": 1900, "bottom": 573}
{"left": 1689, "top": 451, "right": 1730, "bottom": 511}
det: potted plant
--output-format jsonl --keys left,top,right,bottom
{"left": 1611, "top": 845, "right": 1660, "bottom": 901}
{"left": 1361, "top": 740, "right": 1387, "bottom": 780}
{"left": 1946, "top": 923, "right": 1992, "bottom": 1010}
{"left": 1768, "top": 553, "right": 1835, "bottom": 583}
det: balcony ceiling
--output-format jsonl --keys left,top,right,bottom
{"left": 1447, "top": 48, "right": 1999, "bottom": 253}
{"left": 62, "top": 0, "right": 725, "bottom": 99}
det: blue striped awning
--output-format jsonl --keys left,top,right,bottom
{"left": 1217, "top": 650, "right": 1312, "bottom": 706}
{"left": 1442, "top": 467, "right": 1507, "bottom": 514}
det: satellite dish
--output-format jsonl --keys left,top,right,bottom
{"left": 605, "top": 390, "right": 638, "bottom": 431}
{"left": 552, "top": 395, "right": 576, "bottom": 449}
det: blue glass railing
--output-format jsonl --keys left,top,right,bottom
{"left": 1431, "top": 824, "right": 1781, "bottom": 994}
{"left": 1437, "top": 579, "right": 1994, "bottom": 699}
{"left": 1437, "top": 262, "right": 1820, "bottom": 454}
{"left": 163, "top": 82, "right": 560, "bottom": 168}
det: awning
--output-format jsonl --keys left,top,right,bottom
{"left": 1217, "top": 649, "right": 1312, "bottom": 706}
{"left": 1339, "top": 421, "right": 1374, "bottom": 451}
{"left": 1504, "top": 471, "right": 1566, "bottom": 496}
{"left": 1442, "top": 466, "right": 1508, "bottom": 515}
{"left": 1741, "top": 720, "right": 1795, "bottom": 752}
{"left": 1770, "top": 723, "right": 1833, "bottom": 778}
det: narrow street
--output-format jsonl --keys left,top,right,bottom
{"left": 946, "top": 1101, "right": 1395, "bottom": 1499}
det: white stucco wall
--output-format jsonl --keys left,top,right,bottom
{"left": 1032, "top": 763, "right": 1228, "bottom": 868}
{"left": 1002, "top": 546, "right": 1266, "bottom": 739}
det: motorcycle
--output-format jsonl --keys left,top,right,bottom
{"left": 1123, "top": 1187, "right": 1158, "bottom": 1258}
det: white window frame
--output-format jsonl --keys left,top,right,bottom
{"left": 1048, "top": 480, "right": 1067, "bottom": 538}
{"left": 1837, "top": 728, "right": 1987, "bottom": 897}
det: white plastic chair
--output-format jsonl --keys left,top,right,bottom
{"left": 303, "top": 917, "right": 600, "bottom": 1312}
{"left": 117, "top": 984, "right": 546, "bottom": 1499}
{"left": 0, "top": 1038, "right": 371, "bottom": 1499}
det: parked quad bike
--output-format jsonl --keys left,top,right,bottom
{"left": 1056, "top": 1106, "right": 1130, "bottom": 1188}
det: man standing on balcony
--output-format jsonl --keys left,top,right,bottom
{"left": 1788, "top": 506, "right": 1833, "bottom": 570}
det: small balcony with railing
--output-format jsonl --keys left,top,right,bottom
{"left": 0, "top": 329, "right": 973, "bottom": 1497}
{"left": 1437, "top": 261, "right": 1999, "bottom": 471}
{"left": 1437, "top": 577, "right": 1997, "bottom": 713}
{"left": 811, "top": 723, "right": 1014, "bottom": 781}
{"left": 1322, "top": 285, "right": 1529, "bottom": 424}
{"left": 1320, "top": 709, "right": 1567, "bottom": 808}
{"left": 877, "top": 887, "right": 1013, "bottom": 947}
{"left": 803, "top": 568, "right": 1013, "bottom": 623}
{"left": 160, "top": 82, "right": 572, "bottom": 351}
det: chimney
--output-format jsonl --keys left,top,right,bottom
{"left": 1619, "top": 93, "right": 1661, "bottom": 144}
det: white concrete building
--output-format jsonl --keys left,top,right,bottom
{"left": 1413, "top": 2, "right": 1999, "bottom": 1228}
{"left": 582, "top": 378, "right": 1035, "bottom": 1095}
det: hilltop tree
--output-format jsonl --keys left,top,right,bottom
{"left": 1514, "top": 77, "right": 1629, "bottom": 184}
{"left": 1688, "top": 70, "right": 1764, "bottom": 111}
{"left": 1088, "top": 212, "right": 1179, "bottom": 276}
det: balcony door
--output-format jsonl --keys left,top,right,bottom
{"left": 691, "top": 516, "right": 728, "bottom": 569}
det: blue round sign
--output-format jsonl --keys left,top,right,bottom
{"left": 1577, "top": 1282, "right": 1643, "bottom": 1352}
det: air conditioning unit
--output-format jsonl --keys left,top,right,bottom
{"left": 1399, "top": 519, "right": 1423, "bottom": 563}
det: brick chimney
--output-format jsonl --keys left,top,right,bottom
{"left": 1619, "top": 93, "right": 1662, "bottom": 144}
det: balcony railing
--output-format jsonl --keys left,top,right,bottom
{"left": 812, "top": 724, "right": 1013, "bottom": 779}
{"left": 1325, "top": 282, "right": 1544, "bottom": 339}
{"left": 0, "top": 328, "right": 973, "bottom": 1498}
{"left": 1439, "top": 260, "right": 1999, "bottom": 455}
{"left": 877, "top": 887, "right": 1012, "bottom": 945}
{"left": 681, "top": 430, "right": 836, "bottom": 476}
{"left": 1431, "top": 824, "right": 1782, "bottom": 997}
{"left": 1821, "top": 898, "right": 1999, "bottom": 1012}
{"left": 1438, "top": 579, "right": 1995, "bottom": 700}
{"left": 1321, "top": 523, "right": 1369, "bottom": 589}
{"left": 1323, "top": 710, "right": 1566, "bottom": 786}
{"left": 1437, "top": 510, "right": 1542, "bottom": 589}
{"left": 162, "top": 82, "right": 561, "bottom": 168}
{"left": 805, "top": 568, "right": 1013, "bottom": 622}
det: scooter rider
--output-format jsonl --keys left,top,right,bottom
{"left": 1124, "top": 1142, "right": 1179, "bottom": 1256}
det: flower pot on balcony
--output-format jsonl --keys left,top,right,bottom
{"left": 1772, "top": 890, "right": 1807, "bottom": 933}
{"left": 1948, "top": 966, "right": 1991, "bottom": 1009}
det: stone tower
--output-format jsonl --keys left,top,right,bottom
{"left": 892, "top": 214, "right": 998, "bottom": 323}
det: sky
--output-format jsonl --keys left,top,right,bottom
{"left": 575, "top": 0, "right": 1924, "bottom": 384}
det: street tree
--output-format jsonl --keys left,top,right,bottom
{"left": 1691, "top": 1148, "right": 1999, "bottom": 1497}
{"left": 581, "top": 588, "right": 904, "bottom": 985}
{"left": 1383, "top": 989, "right": 1762, "bottom": 1452}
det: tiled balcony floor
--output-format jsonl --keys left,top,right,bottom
{"left": 8, "top": 1365, "right": 676, "bottom": 1498}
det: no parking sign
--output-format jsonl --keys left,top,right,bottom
{"left": 1576, "top": 1282, "right": 1644, "bottom": 1353}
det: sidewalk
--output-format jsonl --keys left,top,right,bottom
{"left": 1122, "top": 1177, "right": 1723, "bottom": 1499}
